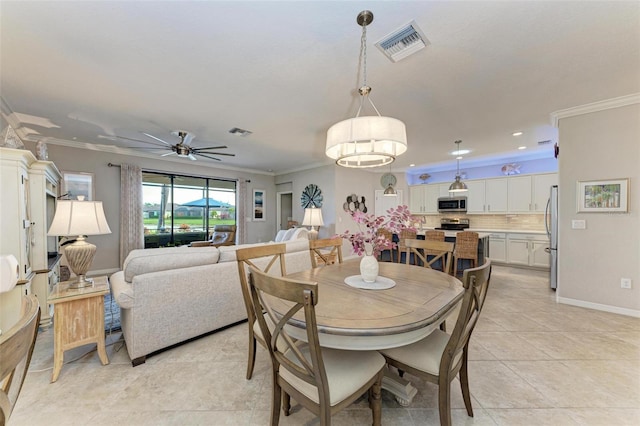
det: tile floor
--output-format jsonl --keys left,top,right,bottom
{"left": 10, "top": 266, "right": 640, "bottom": 425}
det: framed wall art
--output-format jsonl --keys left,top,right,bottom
{"left": 253, "top": 189, "right": 266, "bottom": 221}
{"left": 577, "top": 178, "right": 629, "bottom": 213}
{"left": 62, "top": 171, "right": 94, "bottom": 201}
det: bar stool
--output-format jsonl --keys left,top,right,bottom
{"left": 376, "top": 228, "right": 394, "bottom": 262}
{"left": 453, "top": 231, "right": 479, "bottom": 277}
{"left": 396, "top": 229, "right": 417, "bottom": 263}
{"left": 424, "top": 230, "right": 446, "bottom": 270}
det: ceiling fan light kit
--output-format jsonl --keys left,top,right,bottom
{"left": 326, "top": 10, "right": 408, "bottom": 169}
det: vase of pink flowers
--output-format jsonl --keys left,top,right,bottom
{"left": 339, "top": 205, "right": 415, "bottom": 282}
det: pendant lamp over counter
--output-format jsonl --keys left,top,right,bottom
{"left": 449, "top": 140, "right": 468, "bottom": 193}
{"left": 326, "top": 10, "right": 408, "bottom": 168}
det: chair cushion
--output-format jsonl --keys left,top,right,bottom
{"left": 380, "top": 329, "right": 461, "bottom": 376}
{"left": 279, "top": 346, "right": 385, "bottom": 406}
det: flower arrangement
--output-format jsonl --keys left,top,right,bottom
{"left": 339, "top": 205, "right": 415, "bottom": 257}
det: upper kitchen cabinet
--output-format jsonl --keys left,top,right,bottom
{"left": 465, "top": 178, "right": 508, "bottom": 214}
{"left": 508, "top": 173, "right": 558, "bottom": 213}
{"left": 409, "top": 184, "right": 450, "bottom": 214}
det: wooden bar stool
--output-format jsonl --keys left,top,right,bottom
{"left": 453, "top": 231, "right": 479, "bottom": 277}
{"left": 396, "top": 229, "right": 417, "bottom": 264}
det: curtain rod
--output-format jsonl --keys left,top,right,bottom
{"left": 107, "top": 162, "right": 250, "bottom": 182}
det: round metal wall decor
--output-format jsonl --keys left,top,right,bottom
{"left": 301, "top": 184, "right": 323, "bottom": 208}
{"left": 343, "top": 194, "right": 368, "bottom": 213}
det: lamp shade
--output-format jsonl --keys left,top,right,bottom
{"left": 326, "top": 116, "right": 407, "bottom": 168}
{"left": 449, "top": 176, "right": 468, "bottom": 193}
{"left": 47, "top": 200, "right": 112, "bottom": 236}
{"left": 302, "top": 208, "right": 324, "bottom": 227}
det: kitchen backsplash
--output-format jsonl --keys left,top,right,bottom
{"left": 418, "top": 214, "right": 546, "bottom": 231}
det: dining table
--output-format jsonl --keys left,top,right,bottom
{"left": 273, "top": 258, "right": 464, "bottom": 405}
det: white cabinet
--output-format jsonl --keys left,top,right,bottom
{"left": 508, "top": 173, "right": 557, "bottom": 213}
{"left": 507, "top": 233, "right": 550, "bottom": 268}
{"left": 487, "top": 233, "right": 507, "bottom": 263}
{"left": 465, "top": 178, "right": 508, "bottom": 214}
{"left": 375, "top": 190, "right": 404, "bottom": 217}
{"left": 409, "top": 184, "right": 448, "bottom": 214}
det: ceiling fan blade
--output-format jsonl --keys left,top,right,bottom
{"left": 161, "top": 151, "right": 176, "bottom": 157}
{"left": 196, "top": 151, "right": 236, "bottom": 157}
{"left": 101, "top": 135, "right": 166, "bottom": 147}
{"left": 127, "top": 147, "right": 171, "bottom": 150}
{"left": 196, "top": 153, "right": 222, "bottom": 161}
{"left": 188, "top": 153, "right": 197, "bottom": 161}
{"left": 143, "top": 132, "right": 172, "bottom": 146}
{"left": 182, "top": 133, "right": 195, "bottom": 145}
{"left": 192, "top": 145, "right": 227, "bottom": 151}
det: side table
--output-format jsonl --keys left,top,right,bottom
{"left": 48, "top": 276, "right": 110, "bottom": 382}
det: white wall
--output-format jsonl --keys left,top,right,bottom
{"left": 557, "top": 102, "right": 640, "bottom": 314}
{"left": 34, "top": 143, "right": 276, "bottom": 273}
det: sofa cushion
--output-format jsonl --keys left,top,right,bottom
{"left": 218, "top": 242, "right": 267, "bottom": 263}
{"left": 123, "top": 246, "right": 220, "bottom": 282}
{"left": 274, "top": 230, "right": 287, "bottom": 242}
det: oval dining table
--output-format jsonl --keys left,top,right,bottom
{"left": 271, "top": 258, "right": 465, "bottom": 405}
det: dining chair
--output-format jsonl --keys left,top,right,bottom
{"left": 248, "top": 266, "right": 385, "bottom": 426}
{"left": 453, "top": 231, "right": 479, "bottom": 277}
{"left": 1, "top": 295, "right": 40, "bottom": 425}
{"left": 379, "top": 260, "right": 492, "bottom": 426}
{"left": 404, "top": 239, "right": 454, "bottom": 275}
{"left": 376, "top": 228, "right": 394, "bottom": 262}
{"left": 395, "top": 229, "right": 417, "bottom": 264}
{"left": 309, "top": 237, "right": 343, "bottom": 268}
{"left": 235, "top": 244, "right": 287, "bottom": 380}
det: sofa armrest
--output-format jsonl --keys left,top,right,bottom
{"left": 110, "top": 271, "right": 135, "bottom": 309}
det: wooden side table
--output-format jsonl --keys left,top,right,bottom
{"left": 48, "top": 276, "right": 110, "bottom": 382}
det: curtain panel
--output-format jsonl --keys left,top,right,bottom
{"left": 120, "top": 164, "right": 144, "bottom": 267}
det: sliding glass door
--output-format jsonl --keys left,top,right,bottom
{"left": 142, "top": 172, "right": 236, "bottom": 248}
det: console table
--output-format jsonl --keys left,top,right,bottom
{"left": 48, "top": 276, "right": 110, "bottom": 382}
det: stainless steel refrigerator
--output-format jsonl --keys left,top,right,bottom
{"left": 545, "top": 185, "right": 558, "bottom": 289}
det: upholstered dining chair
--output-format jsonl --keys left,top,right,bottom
{"left": 453, "top": 231, "right": 479, "bottom": 277}
{"left": 380, "top": 260, "right": 492, "bottom": 426}
{"left": 395, "top": 229, "right": 417, "bottom": 264}
{"left": 1, "top": 295, "right": 40, "bottom": 425}
{"left": 235, "top": 244, "right": 287, "bottom": 380}
{"left": 309, "top": 237, "right": 343, "bottom": 268}
{"left": 404, "top": 239, "right": 455, "bottom": 275}
{"left": 248, "top": 266, "right": 385, "bottom": 426}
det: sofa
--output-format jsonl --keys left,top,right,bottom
{"left": 110, "top": 236, "right": 312, "bottom": 365}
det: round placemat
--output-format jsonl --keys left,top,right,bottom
{"left": 344, "top": 275, "right": 396, "bottom": 290}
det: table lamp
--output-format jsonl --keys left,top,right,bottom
{"left": 47, "top": 197, "right": 111, "bottom": 288}
{"left": 0, "top": 254, "right": 19, "bottom": 293}
{"left": 302, "top": 207, "right": 324, "bottom": 240}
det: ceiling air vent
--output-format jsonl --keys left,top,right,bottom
{"left": 375, "top": 20, "right": 430, "bottom": 63}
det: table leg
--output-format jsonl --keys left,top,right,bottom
{"left": 381, "top": 367, "right": 418, "bottom": 406}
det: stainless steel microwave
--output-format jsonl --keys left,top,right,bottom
{"left": 437, "top": 196, "right": 467, "bottom": 213}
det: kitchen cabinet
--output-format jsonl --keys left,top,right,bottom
{"left": 508, "top": 173, "right": 558, "bottom": 213}
{"left": 507, "top": 233, "right": 550, "bottom": 268}
{"left": 487, "top": 233, "right": 507, "bottom": 263}
{"left": 409, "top": 184, "right": 449, "bottom": 214}
{"left": 465, "top": 178, "right": 508, "bottom": 214}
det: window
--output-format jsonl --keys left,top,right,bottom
{"left": 142, "top": 172, "right": 236, "bottom": 248}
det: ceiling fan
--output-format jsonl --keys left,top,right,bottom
{"left": 114, "top": 130, "right": 235, "bottom": 161}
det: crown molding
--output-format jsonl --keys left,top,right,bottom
{"left": 550, "top": 93, "right": 640, "bottom": 128}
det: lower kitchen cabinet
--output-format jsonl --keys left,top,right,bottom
{"left": 488, "top": 233, "right": 507, "bottom": 263}
{"left": 507, "top": 233, "right": 550, "bottom": 268}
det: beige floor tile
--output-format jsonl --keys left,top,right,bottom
{"left": 473, "top": 332, "right": 553, "bottom": 360}
{"left": 408, "top": 407, "right": 497, "bottom": 425}
{"left": 486, "top": 408, "right": 580, "bottom": 425}
{"left": 565, "top": 408, "right": 640, "bottom": 425}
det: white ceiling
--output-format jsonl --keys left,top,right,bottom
{"left": 2, "top": 1, "right": 639, "bottom": 175}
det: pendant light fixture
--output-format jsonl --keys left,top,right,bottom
{"left": 449, "top": 140, "right": 468, "bottom": 193}
{"left": 326, "top": 10, "right": 408, "bottom": 168}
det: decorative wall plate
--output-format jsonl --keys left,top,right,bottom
{"left": 380, "top": 173, "right": 397, "bottom": 189}
{"left": 301, "top": 184, "right": 323, "bottom": 208}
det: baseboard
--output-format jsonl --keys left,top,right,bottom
{"left": 557, "top": 296, "right": 640, "bottom": 318}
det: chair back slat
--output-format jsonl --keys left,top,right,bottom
{"left": 404, "top": 239, "right": 454, "bottom": 274}
{"left": 396, "top": 230, "right": 417, "bottom": 263}
{"left": 236, "top": 244, "right": 287, "bottom": 326}
{"left": 309, "top": 237, "right": 343, "bottom": 268}
{"left": 0, "top": 295, "right": 40, "bottom": 424}
{"left": 441, "top": 260, "right": 492, "bottom": 377}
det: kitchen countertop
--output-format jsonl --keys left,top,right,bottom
{"left": 418, "top": 228, "right": 548, "bottom": 238}
{"left": 417, "top": 229, "right": 492, "bottom": 239}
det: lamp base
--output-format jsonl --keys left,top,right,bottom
{"left": 63, "top": 237, "right": 96, "bottom": 288}
{"left": 308, "top": 227, "right": 319, "bottom": 240}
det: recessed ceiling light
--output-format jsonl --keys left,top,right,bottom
{"left": 456, "top": 156, "right": 463, "bottom": 160}
{"left": 518, "top": 146, "right": 527, "bottom": 150}
{"left": 409, "top": 164, "right": 415, "bottom": 167}
{"left": 451, "top": 149, "right": 470, "bottom": 156}
{"left": 513, "top": 131, "right": 523, "bottom": 136}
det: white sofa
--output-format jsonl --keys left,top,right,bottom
{"left": 110, "top": 237, "right": 311, "bottom": 365}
